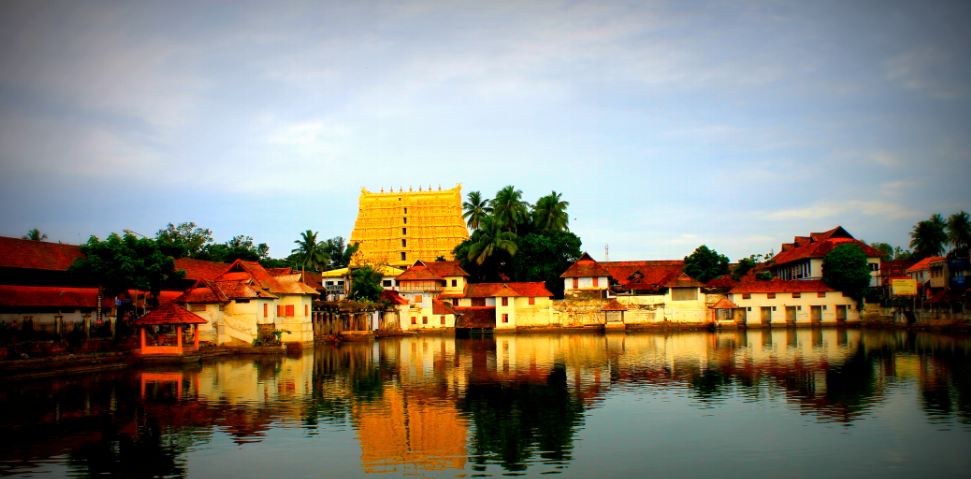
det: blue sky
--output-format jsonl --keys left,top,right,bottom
{"left": 1, "top": 0, "right": 969, "bottom": 262}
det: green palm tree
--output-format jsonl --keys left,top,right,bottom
{"left": 291, "top": 230, "right": 329, "bottom": 272}
{"left": 462, "top": 191, "right": 493, "bottom": 231}
{"left": 910, "top": 213, "right": 948, "bottom": 260}
{"left": 532, "top": 191, "right": 570, "bottom": 232}
{"left": 467, "top": 216, "right": 518, "bottom": 266}
{"left": 492, "top": 185, "right": 529, "bottom": 232}
{"left": 948, "top": 210, "right": 971, "bottom": 257}
{"left": 22, "top": 228, "right": 47, "bottom": 241}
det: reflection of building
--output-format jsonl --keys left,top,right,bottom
{"left": 355, "top": 386, "right": 468, "bottom": 474}
{"left": 349, "top": 185, "right": 469, "bottom": 267}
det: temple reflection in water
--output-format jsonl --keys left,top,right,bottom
{"left": 2, "top": 329, "right": 970, "bottom": 477}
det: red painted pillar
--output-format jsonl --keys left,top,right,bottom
{"left": 177, "top": 325, "right": 183, "bottom": 353}
{"left": 193, "top": 324, "right": 200, "bottom": 349}
{"left": 140, "top": 328, "right": 146, "bottom": 351}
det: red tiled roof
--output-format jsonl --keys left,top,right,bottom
{"left": 602, "top": 299, "right": 627, "bottom": 311}
{"left": 397, "top": 265, "right": 443, "bottom": 281}
{"left": 560, "top": 252, "right": 612, "bottom": 278}
{"left": 712, "top": 297, "right": 739, "bottom": 309}
{"left": 0, "top": 236, "right": 83, "bottom": 271}
{"left": 425, "top": 260, "right": 468, "bottom": 277}
{"left": 666, "top": 272, "right": 703, "bottom": 288}
{"left": 601, "top": 260, "right": 684, "bottom": 290}
{"left": 174, "top": 258, "right": 230, "bottom": 281}
{"left": 464, "top": 282, "right": 553, "bottom": 298}
{"left": 217, "top": 260, "right": 316, "bottom": 296}
{"left": 704, "top": 275, "right": 739, "bottom": 289}
{"left": 905, "top": 256, "right": 945, "bottom": 274}
{"left": 770, "top": 230, "right": 882, "bottom": 266}
{"left": 132, "top": 302, "right": 207, "bottom": 326}
{"left": 433, "top": 299, "right": 456, "bottom": 315}
{"left": 381, "top": 289, "right": 409, "bottom": 305}
{"left": 730, "top": 279, "right": 834, "bottom": 294}
{"left": 0, "top": 285, "right": 102, "bottom": 308}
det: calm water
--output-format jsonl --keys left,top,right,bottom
{"left": 2, "top": 330, "right": 971, "bottom": 478}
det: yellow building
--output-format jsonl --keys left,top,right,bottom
{"left": 350, "top": 185, "right": 469, "bottom": 268}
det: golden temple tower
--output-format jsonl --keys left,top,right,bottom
{"left": 350, "top": 184, "right": 469, "bottom": 267}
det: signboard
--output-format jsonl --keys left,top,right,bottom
{"left": 891, "top": 279, "right": 917, "bottom": 297}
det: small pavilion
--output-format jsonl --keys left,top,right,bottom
{"left": 132, "top": 302, "right": 207, "bottom": 355}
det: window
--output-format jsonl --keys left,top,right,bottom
{"left": 422, "top": 316, "right": 428, "bottom": 324}
{"left": 401, "top": 252, "right": 407, "bottom": 261}
{"left": 402, "top": 227, "right": 407, "bottom": 235}
{"left": 767, "top": 292, "right": 776, "bottom": 299}
{"left": 792, "top": 292, "right": 801, "bottom": 299}
{"left": 572, "top": 278, "right": 579, "bottom": 289}
{"left": 671, "top": 288, "right": 697, "bottom": 301}
{"left": 190, "top": 304, "right": 206, "bottom": 312}
{"left": 440, "top": 316, "right": 445, "bottom": 325}
{"left": 383, "top": 280, "right": 392, "bottom": 287}
{"left": 451, "top": 279, "right": 457, "bottom": 287}
{"left": 742, "top": 293, "right": 751, "bottom": 300}
{"left": 593, "top": 277, "right": 599, "bottom": 287}
{"left": 472, "top": 297, "right": 485, "bottom": 306}
{"left": 404, "top": 207, "right": 408, "bottom": 214}
{"left": 305, "top": 304, "right": 309, "bottom": 317}
{"left": 411, "top": 316, "right": 417, "bottom": 325}
{"left": 415, "top": 295, "right": 423, "bottom": 303}
{"left": 529, "top": 297, "right": 535, "bottom": 305}
{"left": 502, "top": 313, "right": 509, "bottom": 323}
{"left": 501, "top": 297, "right": 509, "bottom": 306}
{"left": 817, "top": 291, "right": 826, "bottom": 298}
{"left": 403, "top": 217, "right": 408, "bottom": 224}
{"left": 236, "top": 299, "right": 250, "bottom": 304}
{"left": 277, "top": 305, "right": 284, "bottom": 316}
{"left": 402, "top": 239, "right": 407, "bottom": 247}
{"left": 286, "top": 305, "right": 295, "bottom": 317}
{"left": 264, "top": 303, "right": 268, "bottom": 318}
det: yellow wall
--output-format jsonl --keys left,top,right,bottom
{"left": 728, "top": 291, "right": 859, "bottom": 326}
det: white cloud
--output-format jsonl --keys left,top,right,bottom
{"left": 886, "top": 47, "right": 969, "bottom": 99}
{"left": 764, "top": 200, "right": 919, "bottom": 221}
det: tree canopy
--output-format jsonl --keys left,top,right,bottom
{"left": 453, "top": 186, "right": 582, "bottom": 295}
{"left": 71, "top": 232, "right": 184, "bottom": 298}
{"left": 683, "top": 245, "right": 729, "bottom": 284}
{"left": 947, "top": 210, "right": 971, "bottom": 258}
{"left": 22, "top": 228, "right": 47, "bottom": 241}
{"left": 319, "top": 236, "right": 359, "bottom": 270}
{"left": 910, "top": 213, "right": 948, "bottom": 260}
{"left": 291, "top": 230, "right": 329, "bottom": 272}
{"left": 156, "top": 222, "right": 213, "bottom": 258}
{"left": 822, "top": 243, "right": 871, "bottom": 303}
{"left": 349, "top": 266, "right": 383, "bottom": 301}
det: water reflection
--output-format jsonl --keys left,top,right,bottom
{"left": 1, "top": 329, "right": 970, "bottom": 477}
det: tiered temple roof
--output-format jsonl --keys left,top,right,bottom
{"left": 349, "top": 185, "right": 469, "bottom": 267}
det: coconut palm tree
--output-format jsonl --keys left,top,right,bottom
{"left": 492, "top": 185, "right": 529, "bottom": 232}
{"left": 948, "top": 210, "right": 971, "bottom": 257}
{"left": 532, "top": 191, "right": 570, "bottom": 232}
{"left": 467, "top": 216, "right": 518, "bottom": 266}
{"left": 291, "top": 230, "right": 329, "bottom": 272}
{"left": 910, "top": 213, "right": 948, "bottom": 260}
{"left": 462, "top": 191, "right": 493, "bottom": 231}
{"left": 22, "top": 228, "right": 47, "bottom": 241}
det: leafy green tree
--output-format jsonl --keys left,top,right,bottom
{"left": 822, "top": 243, "right": 871, "bottom": 303}
{"left": 532, "top": 191, "right": 569, "bottom": 232}
{"left": 462, "top": 191, "right": 493, "bottom": 231}
{"left": 320, "top": 236, "right": 359, "bottom": 270}
{"left": 910, "top": 213, "right": 948, "bottom": 260}
{"left": 155, "top": 222, "right": 213, "bottom": 258}
{"left": 349, "top": 267, "right": 383, "bottom": 301}
{"left": 683, "top": 245, "right": 730, "bottom": 284}
{"left": 947, "top": 210, "right": 971, "bottom": 257}
{"left": 731, "top": 257, "right": 757, "bottom": 281}
{"left": 291, "top": 230, "right": 329, "bottom": 272}
{"left": 71, "top": 232, "right": 184, "bottom": 299}
{"left": 893, "top": 246, "right": 912, "bottom": 261}
{"left": 202, "top": 235, "right": 266, "bottom": 262}
{"left": 509, "top": 230, "right": 582, "bottom": 298}
{"left": 22, "top": 228, "right": 47, "bottom": 241}
{"left": 492, "top": 185, "right": 529, "bottom": 232}
{"left": 467, "top": 216, "right": 518, "bottom": 267}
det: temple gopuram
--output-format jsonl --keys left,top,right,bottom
{"left": 350, "top": 184, "right": 469, "bottom": 267}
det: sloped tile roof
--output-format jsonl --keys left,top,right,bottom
{"left": 0, "top": 236, "right": 83, "bottom": 271}
{"left": 560, "top": 252, "right": 612, "bottom": 278}
{"left": 433, "top": 299, "right": 457, "bottom": 315}
{"left": 905, "top": 256, "right": 945, "bottom": 274}
{"left": 464, "top": 282, "right": 553, "bottom": 298}
{"left": 770, "top": 227, "right": 882, "bottom": 266}
{"left": 0, "top": 285, "right": 102, "bottom": 308}
{"left": 712, "top": 297, "right": 739, "bottom": 309}
{"left": 730, "top": 279, "right": 834, "bottom": 294}
{"left": 380, "top": 289, "right": 409, "bottom": 305}
{"left": 602, "top": 260, "right": 685, "bottom": 290}
{"left": 425, "top": 260, "right": 468, "bottom": 277}
{"left": 174, "top": 258, "right": 230, "bottom": 281}
{"left": 133, "top": 302, "right": 207, "bottom": 326}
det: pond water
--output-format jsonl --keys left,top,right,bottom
{"left": 2, "top": 330, "right": 970, "bottom": 478}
